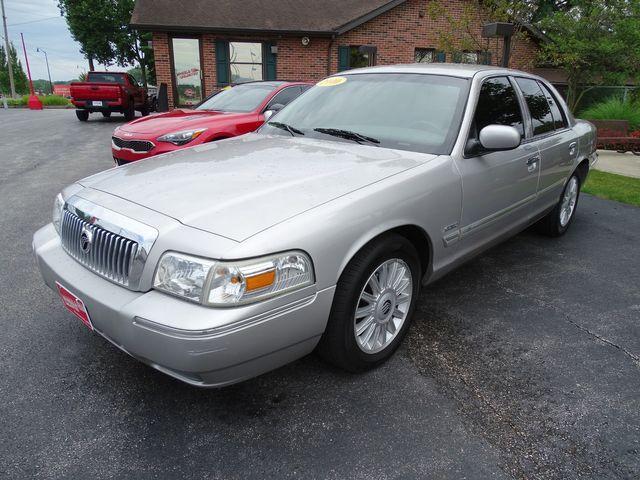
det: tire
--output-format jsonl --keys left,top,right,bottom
{"left": 317, "top": 233, "right": 421, "bottom": 372}
{"left": 124, "top": 101, "right": 135, "bottom": 121}
{"left": 536, "top": 172, "right": 581, "bottom": 237}
{"left": 140, "top": 104, "right": 150, "bottom": 116}
{"left": 101, "top": 111, "right": 111, "bottom": 118}
{"left": 75, "top": 110, "right": 89, "bottom": 121}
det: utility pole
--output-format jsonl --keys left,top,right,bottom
{"left": 37, "top": 48, "right": 53, "bottom": 94}
{"left": 0, "top": 0, "right": 16, "bottom": 98}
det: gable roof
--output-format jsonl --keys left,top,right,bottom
{"left": 130, "top": 0, "right": 407, "bottom": 35}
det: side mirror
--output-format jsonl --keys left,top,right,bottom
{"left": 478, "top": 125, "right": 521, "bottom": 151}
{"left": 264, "top": 103, "right": 285, "bottom": 121}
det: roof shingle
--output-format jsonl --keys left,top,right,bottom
{"left": 131, "top": 0, "right": 407, "bottom": 35}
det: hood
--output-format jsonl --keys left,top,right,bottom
{"left": 116, "top": 109, "right": 253, "bottom": 135}
{"left": 79, "top": 134, "right": 435, "bottom": 241}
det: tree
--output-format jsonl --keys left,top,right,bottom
{"left": 57, "top": 0, "right": 155, "bottom": 88}
{"left": 537, "top": 0, "right": 640, "bottom": 110}
{"left": 0, "top": 43, "right": 29, "bottom": 95}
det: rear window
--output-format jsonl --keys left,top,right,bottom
{"left": 87, "top": 73, "right": 126, "bottom": 84}
{"left": 515, "top": 77, "right": 554, "bottom": 136}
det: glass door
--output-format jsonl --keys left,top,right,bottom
{"left": 171, "top": 37, "right": 203, "bottom": 107}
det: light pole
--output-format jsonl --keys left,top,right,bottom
{"left": 0, "top": 0, "right": 16, "bottom": 97}
{"left": 36, "top": 47, "right": 53, "bottom": 94}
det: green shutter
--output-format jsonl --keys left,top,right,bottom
{"left": 481, "top": 51, "right": 492, "bottom": 65}
{"left": 435, "top": 51, "right": 446, "bottom": 63}
{"left": 265, "top": 43, "right": 277, "bottom": 80}
{"left": 338, "top": 46, "right": 350, "bottom": 72}
{"left": 215, "top": 40, "right": 229, "bottom": 86}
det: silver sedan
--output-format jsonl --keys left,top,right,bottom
{"left": 33, "top": 64, "right": 597, "bottom": 387}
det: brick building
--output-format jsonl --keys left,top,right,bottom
{"left": 131, "top": 0, "right": 545, "bottom": 108}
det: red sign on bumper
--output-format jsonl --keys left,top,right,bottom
{"left": 55, "top": 282, "right": 93, "bottom": 330}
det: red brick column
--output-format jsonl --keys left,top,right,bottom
{"left": 152, "top": 32, "right": 174, "bottom": 109}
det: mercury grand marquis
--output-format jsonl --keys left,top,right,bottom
{"left": 33, "top": 64, "right": 597, "bottom": 387}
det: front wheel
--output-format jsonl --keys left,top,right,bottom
{"left": 101, "top": 111, "right": 111, "bottom": 118}
{"left": 536, "top": 173, "right": 581, "bottom": 236}
{"left": 317, "top": 234, "right": 421, "bottom": 372}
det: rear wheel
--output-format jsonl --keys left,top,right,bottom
{"left": 101, "top": 111, "right": 111, "bottom": 118}
{"left": 75, "top": 110, "right": 89, "bottom": 121}
{"left": 536, "top": 173, "right": 581, "bottom": 237}
{"left": 317, "top": 234, "right": 421, "bottom": 371}
{"left": 140, "top": 103, "right": 150, "bottom": 116}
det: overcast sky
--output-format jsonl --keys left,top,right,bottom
{"left": 2, "top": 0, "right": 118, "bottom": 81}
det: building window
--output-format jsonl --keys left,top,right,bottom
{"left": 350, "top": 46, "right": 376, "bottom": 68}
{"left": 229, "top": 42, "right": 263, "bottom": 83}
{"left": 171, "top": 37, "right": 203, "bottom": 106}
{"left": 415, "top": 48, "right": 435, "bottom": 63}
{"left": 461, "top": 51, "right": 480, "bottom": 64}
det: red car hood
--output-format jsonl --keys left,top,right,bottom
{"left": 116, "top": 109, "right": 255, "bottom": 136}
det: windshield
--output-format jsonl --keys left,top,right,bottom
{"left": 259, "top": 73, "right": 469, "bottom": 155}
{"left": 197, "top": 83, "right": 278, "bottom": 112}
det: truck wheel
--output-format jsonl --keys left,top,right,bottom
{"left": 101, "top": 111, "right": 111, "bottom": 118}
{"left": 75, "top": 110, "right": 89, "bottom": 122}
{"left": 124, "top": 101, "right": 135, "bottom": 121}
{"left": 140, "top": 104, "right": 150, "bottom": 116}
{"left": 317, "top": 233, "right": 421, "bottom": 372}
{"left": 536, "top": 173, "right": 581, "bottom": 237}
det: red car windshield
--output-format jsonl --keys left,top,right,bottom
{"left": 197, "top": 83, "right": 278, "bottom": 113}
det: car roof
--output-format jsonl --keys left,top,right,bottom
{"left": 232, "top": 80, "right": 311, "bottom": 88}
{"left": 339, "top": 63, "right": 535, "bottom": 79}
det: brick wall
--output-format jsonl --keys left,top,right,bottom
{"left": 151, "top": 0, "right": 540, "bottom": 108}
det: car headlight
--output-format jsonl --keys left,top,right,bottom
{"left": 157, "top": 128, "right": 206, "bottom": 146}
{"left": 52, "top": 193, "right": 65, "bottom": 235}
{"left": 153, "top": 251, "right": 315, "bottom": 306}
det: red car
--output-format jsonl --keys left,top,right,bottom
{"left": 111, "top": 81, "right": 311, "bottom": 165}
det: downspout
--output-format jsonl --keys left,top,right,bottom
{"left": 326, "top": 34, "right": 336, "bottom": 76}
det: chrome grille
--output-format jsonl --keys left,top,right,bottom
{"left": 112, "top": 136, "right": 154, "bottom": 152}
{"left": 61, "top": 209, "right": 139, "bottom": 286}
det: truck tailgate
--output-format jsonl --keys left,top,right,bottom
{"left": 70, "top": 83, "right": 122, "bottom": 101}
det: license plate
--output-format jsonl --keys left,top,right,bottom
{"left": 91, "top": 101, "right": 103, "bottom": 107}
{"left": 55, "top": 282, "right": 93, "bottom": 330}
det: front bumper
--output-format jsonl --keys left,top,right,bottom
{"left": 111, "top": 141, "right": 177, "bottom": 163}
{"left": 33, "top": 224, "right": 334, "bottom": 387}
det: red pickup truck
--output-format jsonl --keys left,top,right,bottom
{"left": 70, "top": 72, "right": 150, "bottom": 122}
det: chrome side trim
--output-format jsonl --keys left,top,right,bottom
{"left": 64, "top": 196, "right": 159, "bottom": 290}
{"left": 460, "top": 193, "right": 536, "bottom": 238}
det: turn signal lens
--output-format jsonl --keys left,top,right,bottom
{"left": 245, "top": 269, "right": 276, "bottom": 291}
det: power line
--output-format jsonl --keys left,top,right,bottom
{"left": 8, "top": 16, "right": 59, "bottom": 27}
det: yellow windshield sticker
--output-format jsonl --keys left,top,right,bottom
{"left": 317, "top": 76, "right": 347, "bottom": 87}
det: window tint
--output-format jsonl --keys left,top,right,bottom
{"left": 473, "top": 77, "right": 524, "bottom": 138}
{"left": 515, "top": 77, "right": 554, "bottom": 136}
{"left": 539, "top": 82, "right": 567, "bottom": 130}
{"left": 87, "top": 73, "right": 125, "bottom": 84}
{"left": 267, "top": 87, "right": 301, "bottom": 108}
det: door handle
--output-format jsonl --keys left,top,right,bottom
{"left": 526, "top": 156, "right": 539, "bottom": 172}
{"left": 569, "top": 142, "right": 577, "bottom": 156}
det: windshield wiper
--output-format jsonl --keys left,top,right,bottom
{"left": 269, "top": 122, "right": 305, "bottom": 136}
{"left": 313, "top": 128, "right": 380, "bottom": 145}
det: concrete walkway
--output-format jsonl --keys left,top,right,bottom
{"left": 594, "top": 150, "right": 640, "bottom": 178}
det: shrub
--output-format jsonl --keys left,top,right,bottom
{"left": 3, "top": 94, "right": 70, "bottom": 107}
{"left": 581, "top": 97, "right": 640, "bottom": 131}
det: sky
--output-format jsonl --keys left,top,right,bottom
{"left": 2, "top": 0, "right": 116, "bottom": 81}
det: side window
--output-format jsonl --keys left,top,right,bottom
{"left": 515, "top": 78, "right": 555, "bottom": 136}
{"left": 267, "top": 87, "right": 300, "bottom": 109}
{"left": 539, "top": 82, "right": 567, "bottom": 130}
{"left": 472, "top": 77, "right": 525, "bottom": 139}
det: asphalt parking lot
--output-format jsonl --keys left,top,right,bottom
{"left": 1, "top": 108, "right": 639, "bottom": 479}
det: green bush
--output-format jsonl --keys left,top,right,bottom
{"left": 581, "top": 97, "right": 640, "bottom": 130}
{"left": 3, "top": 94, "right": 70, "bottom": 107}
